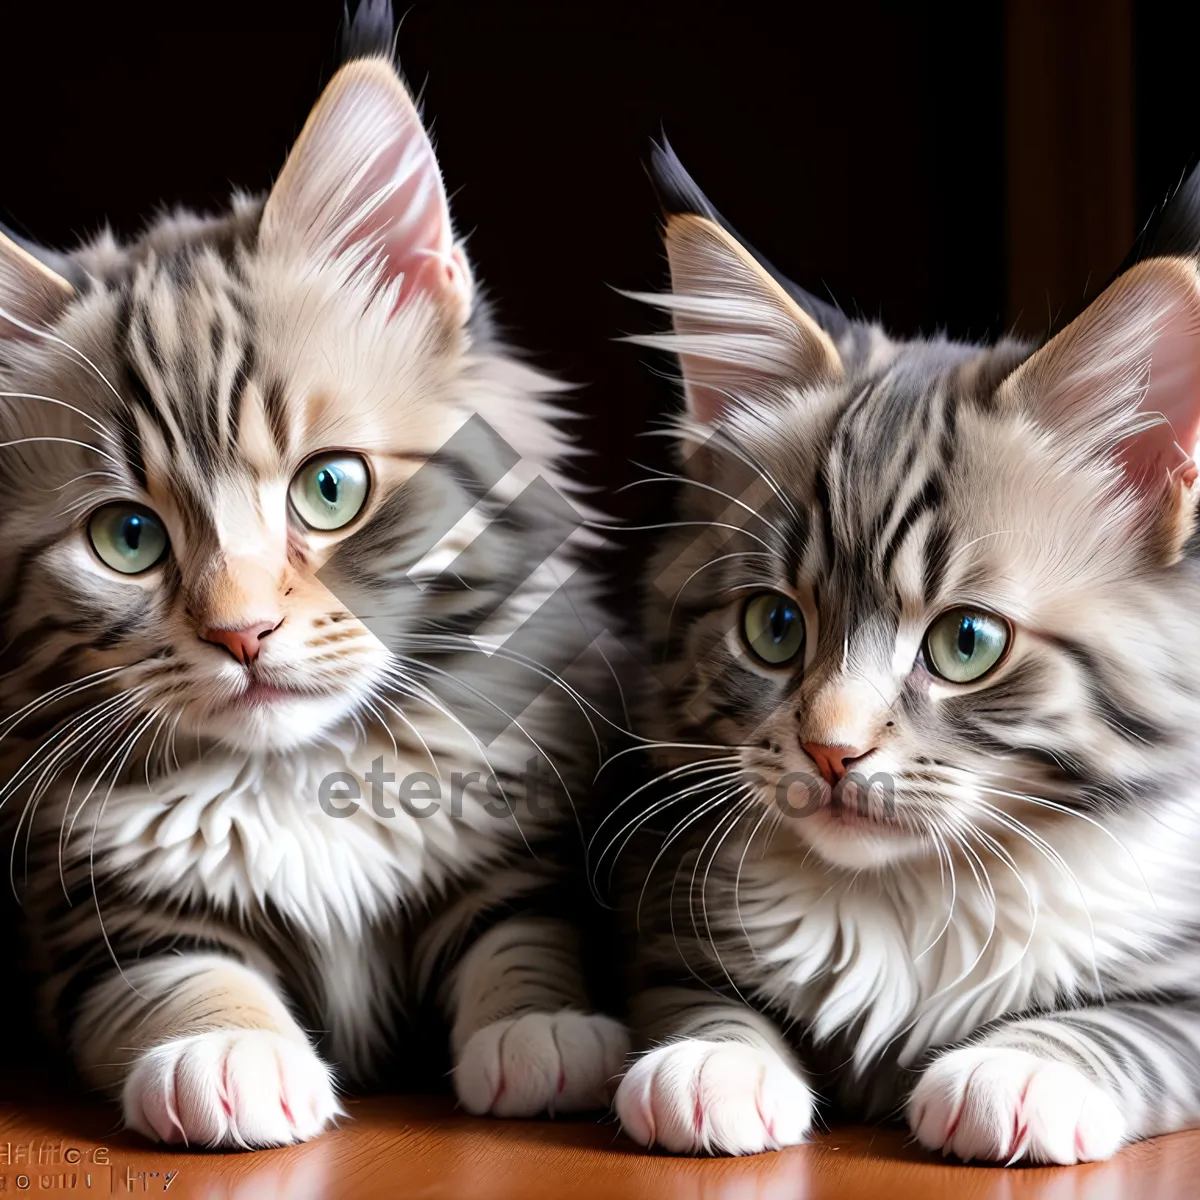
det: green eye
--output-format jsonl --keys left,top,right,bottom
{"left": 742, "top": 592, "right": 806, "bottom": 667}
{"left": 925, "top": 608, "right": 1010, "bottom": 683}
{"left": 88, "top": 504, "right": 168, "bottom": 575}
{"left": 289, "top": 453, "right": 370, "bottom": 531}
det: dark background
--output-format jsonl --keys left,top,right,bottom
{"left": 0, "top": 0, "right": 1195, "bottom": 1063}
{"left": 4, "top": 0, "right": 1195, "bottom": 514}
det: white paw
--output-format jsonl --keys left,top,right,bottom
{"left": 614, "top": 1039, "right": 813, "bottom": 1156}
{"left": 454, "top": 1011, "right": 629, "bottom": 1117}
{"left": 123, "top": 1029, "right": 341, "bottom": 1149}
{"left": 908, "top": 1045, "right": 1128, "bottom": 1165}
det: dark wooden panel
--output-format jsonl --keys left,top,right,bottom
{"left": 1006, "top": 0, "right": 1134, "bottom": 335}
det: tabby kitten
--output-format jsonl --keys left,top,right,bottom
{"left": 608, "top": 146, "right": 1200, "bottom": 1163}
{"left": 0, "top": 26, "right": 624, "bottom": 1148}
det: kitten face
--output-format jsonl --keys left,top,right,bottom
{"left": 14, "top": 250, "right": 462, "bottom": 753}
{"left": 640, "top": 199, "right": 1200, "bottom": 872}
{"left": 0, "top": 60, "right": 495, "bottom": 755}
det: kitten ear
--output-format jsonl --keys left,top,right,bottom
{"left": 636, "top": 214, "right": 843, "bottom": 424}
{"left": 999, "top": 255, "right": 1200, "bottom": 557}
{"left": 0, "top": 229, "right": 74, "bottom": 342}
{"left": 260, "top": 58, "right": 472, "bottom": 324}
{"left": 647, "top": 140, "right": 853, "bottom": 345}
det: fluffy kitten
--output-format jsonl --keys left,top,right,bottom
{"left": 0, "top": 21, "right": 624, "bottom": 1148}
{"left": 607, "top": 146, "right": 1200, "bottom": 1163}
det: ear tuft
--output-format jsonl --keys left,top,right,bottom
{"left": 261, "top": 58, "right": 472, "bottom": 324}
{"left": 0, "top": 231, "right": 74, "bottom": 345}
{"left": 340, "top": 0, "right": 397, "bottom": 63}
{"left": 646, "top": 140, "right": 852, "bottom": 343}
{"left": 631, "top": 214, "right": 842, "bottom": 424}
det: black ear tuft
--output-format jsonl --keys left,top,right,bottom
{"left": 1053, "top": 157, "right": 1200, "bottom": 336}
{"left": 646, "top": 139, "right": 721, "bottom": 222}
{"left": 647, "top": 138, "right": 851, "bottom": 342}
{"left": 340, "top": 0, "right": 397, "bottom": 63}
{"left": 1121, "top": 158, "right": 1200, "bottom": 269}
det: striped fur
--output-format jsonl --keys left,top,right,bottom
{"left": 609, "top": 158, "right": 1200, "bottom": 1163}
{"left": 0, "top": 43, "right": 624, "bottom": 1149}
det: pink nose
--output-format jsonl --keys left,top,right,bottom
{"left": 801, "top": 742, "right": 872, "bottom": 785}
{"left": 201, "top": 620, "right": 281, "bottom": 666}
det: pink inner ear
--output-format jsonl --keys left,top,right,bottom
{"left": 395, "top": 244, "right": 472, "bottom": 321}
{"left": 1119, "top": 305, "right": 1200, "bottom": 494}
{"left": 338, "top": 126, "right": 462, "bottom": 314}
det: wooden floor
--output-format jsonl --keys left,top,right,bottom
{"left": 2, "top": 1075, "right": 1199, "bottom": 1199}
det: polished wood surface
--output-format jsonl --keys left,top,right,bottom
{"left": 0, "top": 1073, "right": 1197, "bottom": 1198}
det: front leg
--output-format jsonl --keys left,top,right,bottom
{"left": 614, "top": 986, "right": 815, "bottom": 1155}
{"left": 449, "top": 914, "right": 628, "bottom": 1116}
{"left": 72, "top": 954, "right": 340, "bottom": 1149}
{"left": 908, "top": 999, "right": 1200, "bottom": 1164}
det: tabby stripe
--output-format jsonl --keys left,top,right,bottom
{"left": 0, "top": 532, "right": 60, "bottom": 639}
{"left": 1047, "top": 636, "right": 1168, "bottom": 746}
{"left": 813, "top": 471, "right": 836, "bottom": 565}
{"left": 52, "top": 933, "right": 237, "bottom": 1044}
{"left": 124, "top": 365, "right": 177, "bottom": 453}
{"left": 135, "top": 301, "right": 168, "bottom": 378}
{"left": 938, "top": 391, "right": 959, "bottom": 465}
{"left": 921, "top": 518, "right": 952, "bottom": 604}
{"left": 227, "top": 340, "right": 254, "bottom": 457}
{"left": 830, "top": 382, "right": 876, "bottom": 463}
{"left": 880, "top": 473, "right": 942, "bottom": 576}
{"left": 780, "top": 506, "right": 810, "bottom": 586}
{"left": 262, "top": 376, "right": 290, "bottom": 457}
{"left": 117, "top": 419, "right": 148, "bottom": 490}
{"left": 206, "top": 318, "right": 226, "bottom": 452}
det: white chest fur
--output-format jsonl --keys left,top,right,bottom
{"left": 81, "top": 727, "right": 525, "bottom": 940}
{"left": 733, "top": 798, "right": 1200, "bottom": 1070}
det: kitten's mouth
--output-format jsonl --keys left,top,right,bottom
{"left": 231, "top": 676, "right": 315, "bottom": 708}
{"left": 815, "top": 800, "right": 907, "bottom": 834}
{"left": 809, "top": 780, "right": 908, "bottom": 835}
